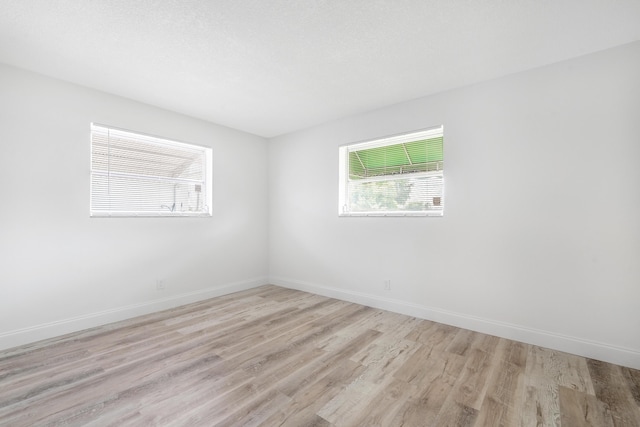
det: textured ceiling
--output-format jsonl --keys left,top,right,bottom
{"left": 1, "top": 0, "right": 639, "bottom": 137}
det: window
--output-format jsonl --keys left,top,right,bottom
{"left": 339, "top": 126, "right": 444, "bottom": 216}
{"left": 90, "top": 124, "right": 212, "bottom": 217}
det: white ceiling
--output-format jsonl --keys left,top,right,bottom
{"left": 1, "top": 1, "right": 639, "bottom": 138}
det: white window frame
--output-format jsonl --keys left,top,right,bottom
{"left": 90, "top": 123, "right": 213, "bottom": 217}
{"left": 338, "top": 126, "right": 444, "bottom": 217}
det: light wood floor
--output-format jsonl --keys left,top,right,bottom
{"left": 1, "top": 286, "right": 639, "bottom": 426}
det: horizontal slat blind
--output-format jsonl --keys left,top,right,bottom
{"left": 340, "top": 126, "right": 444, "bottom": 216}
{"left": 90, "top": 124, "right": 212, "bottom": 217}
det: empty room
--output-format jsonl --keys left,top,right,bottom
{"left": 1, "top": 1, "right": 639, "bottom": 426}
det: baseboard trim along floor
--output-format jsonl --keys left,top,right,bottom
{"left": 0, "top": 276, "right": 268, "bottom": 352}
{"left": 270, "top": 276, "right": 640, "bottom": 370}
{"left": 1, "top": 285, "right": 639, "bottom": 425}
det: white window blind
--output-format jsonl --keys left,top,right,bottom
{"left": 90, "top": 124, "right": 212, "bottom": 217}
{"left": 338, "top": 126, "right": 444, "bottom": 216}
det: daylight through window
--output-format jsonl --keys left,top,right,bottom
{"left": 339, "top": 126, "right": 444, "bottom": 216}
{"left": 90, "top": 124, "right": 212, "bottom": 217}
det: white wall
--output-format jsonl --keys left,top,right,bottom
{"left": 268, "top": 42, "right": 640, "bottom": 369}
{"left": 0, "top": 64, "right": 269, "bottom": 349}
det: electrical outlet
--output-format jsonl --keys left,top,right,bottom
{"left": 384, "top": 280, "right": 391, "bottom": 291}
{"left": 156, "top": 279, "right": 165, "bottom": 290}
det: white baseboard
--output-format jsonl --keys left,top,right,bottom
{"left": 0, "top": 277, "right": 268, "bottom": 352}
{"left": 270, "top": 276, "right": 640, "bottom": 370}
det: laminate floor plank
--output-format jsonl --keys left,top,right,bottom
{"left": 317, "top": 326, "right": 423, "bottom": 424}
{"left": 2, "top": 338, "right": 224, "bottom": 426}
{"left": 276, "top": 328, "right": 381, "bottom": 398}
{"left": 1, "top": 285, "right": 638, "bottom": 426}
{"left": 587, "top": 359, "right": 640, "bottom": 427}
{"left": 433, "top": 400, "right": 479, "bottom": 427}
{"left": 172, "top": 345, "right": 325, "bottom": 426}
{"left": 500, "top": 338, "right": 530, "bottom": 368}
{"left": 621, "top": 366, "right": 640, "bottom": 406}
{"left": 447, "top": 348, "right": 497, "bottom": 410}
{"left": 558, "top": 385, "right": 614, "bottom": 427}
{"left": 446, "top": 329, "right": 477, "bottom": 356}
{"left": 406, "top": 321, "right": 459, "bottom": 352}
{"left": 348, "top": 378, "right": 420, "bottom": 427}
{"left": 217, "top": 299, "right": 341, "bottom": 359}
{"left": 526, "top": 346, "right": 595, "bottom": 394}
{"left": 474, "top": 342, "right": 527, "bottom": 426}
{"left": 262, "top": 359, "right": 366, "bottom": 426}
